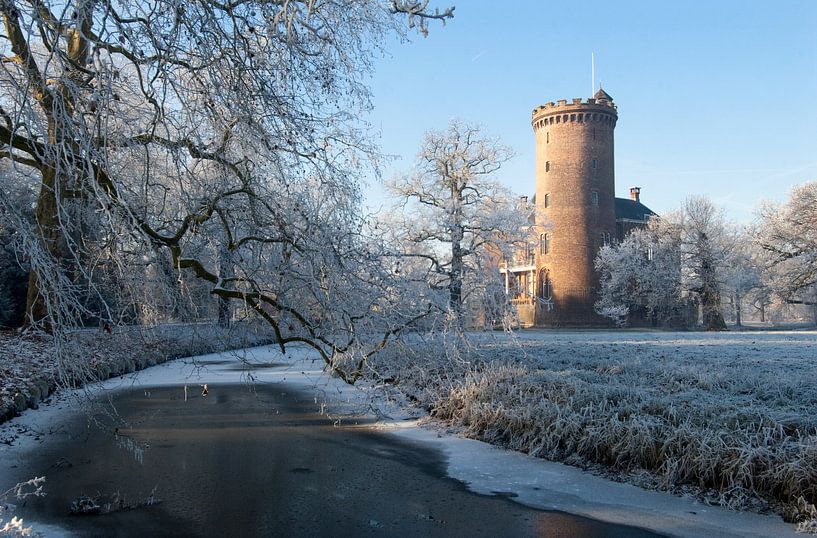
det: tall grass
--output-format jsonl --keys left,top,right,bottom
{"left": 372, "top": 332, "right": 817, "bottom": 527}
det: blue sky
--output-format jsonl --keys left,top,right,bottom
{"left": 364, "top": 0, "right": 817, "bottom": 222}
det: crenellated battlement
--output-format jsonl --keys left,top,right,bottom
{"left": 533, "top": 96, "right": 616, "bottom": 114}
{"left": 531, "top": 97, "right": 617, "bottom": 131}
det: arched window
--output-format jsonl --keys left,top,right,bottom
{"left": 539, "top": 233, "right": 545, "bottom": 255}
{"left": 544, "top": 233, "right": 550, "bottom": 254}
{"left": 539, "top": 269, "right": 552, "bottom": 299}
{"left": 591, "top": 190, "right": 599, "bottom": 206}
{"left": 545, "top": 161, "right": 551, "bottom": 172}
{"left": 544, "top": 193, "right": 551, "bottom": 208}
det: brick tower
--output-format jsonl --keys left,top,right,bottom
{"left": 531, "top": 88, "right": 618, "bottom": 325}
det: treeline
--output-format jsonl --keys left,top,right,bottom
{"left": 595, "top": 182, "right": 817, "bottom": 329}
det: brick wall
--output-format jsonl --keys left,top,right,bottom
{"left": 531, "top": 98, "right": 618, "bottom": 326}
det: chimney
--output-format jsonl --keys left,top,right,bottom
{"left": 629, "top": 187, "right": 641, "bottom": 203}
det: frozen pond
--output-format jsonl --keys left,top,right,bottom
{"left": 9, "top": 383, "right": 659, "bottom": 537}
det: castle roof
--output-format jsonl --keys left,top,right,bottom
{"left": 615, "top": 197, "right": 656, "bottom": 222}
{"left": 593, "top": 87, "right": 613, "bottom": 101}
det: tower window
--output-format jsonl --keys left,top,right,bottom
{"left": 591, "top": 190, "right": 599, "bottom": 206}
{"left": 539, "top": 233, "right": 545, "bottom": 255}
{"left": 544, "top": 193, "right": 550, "bottom": 208}
{"left": 546, "top": 132, "right": 549, "bottom": 143}
{"left": 539, "top": 270, "right": 552, "bottom": 299}
{"left": 600, "top": 231, "right": 611, "bottom": 246}
{"left": 545, "top": 161, "right": 551, "bottom": 172}
{"left": 544, "top": 233, "right": 551, "bottom": 254}
{"left": 592, "top": 159, "right": 598, "bottom": 169}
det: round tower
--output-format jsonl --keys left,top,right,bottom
{"left": 531, "top": 88, "right": 618, "bottom": 325}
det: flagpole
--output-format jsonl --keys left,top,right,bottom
{"left": 591, "top": 52, "right": 596, "bottom": 96}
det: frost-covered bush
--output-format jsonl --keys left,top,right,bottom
{"left": 0, "top": 321, "right": 276, "bottom": 424}
{"left": 0, "top": 477, "right": 45, "bottom": 537}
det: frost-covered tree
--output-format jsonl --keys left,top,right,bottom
{"left": 678, "top": 196, "right": 729, "bottom": 330}
{"left": 597, "top": 197, "right": 734, "bottom": 330}
{"left": 720, "top": 228, "right": 764, "bottom": 326}
{"left": 595, "top": 214, "right": 685, "bottom": 326}
{"left": 0, "top": 0, "right": 453, "bottom": 382}
{"left": 756, "top": 181, "right": 817, "bottom": 324}
{"left": 388, "top": 119, "right": 524, "bottom": 323}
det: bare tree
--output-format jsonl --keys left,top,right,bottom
{"left": 596, "top": 197, "right": 733, "bottom": 330}
{"left": 680, "top": 196, "right": 728, "bottom": 330}
{"left": 595, "top": 214, "right": 685, "bottom": 327}
{"left": 756, "top": 181, "right": 817, "bottom": 324}
{"left": 720, "top": 228, "right": 764, "bottom": 326}
{"left": 388, "top": 119, "right": 523, "bottom": 324}
{"left": 0, "top": 0, "right": 452, "bottom": 382}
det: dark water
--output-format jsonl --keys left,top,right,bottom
{"left": 13, "top": 384, "right": 662, "bottom": 537}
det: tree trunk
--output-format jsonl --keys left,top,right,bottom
{"left": 734, "top": 290, "right": 742, "bottom": 327}
{"left": 24, "top": 151, "right": 64, "bottom": 331}
{"left": 699, "top": 259, "right": 727, "bottom": 331}
{"left": 20, "top": 3, "right": 92, "bottom": 332}
{"left": 449, "top": 238, "right": 463, "bottom": 320}
{"left": 217, "top": 244, "right": 232, "bottom": 328}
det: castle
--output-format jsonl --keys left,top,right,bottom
{"left": 501, "top": 88, "right": 655, "bottom": 327}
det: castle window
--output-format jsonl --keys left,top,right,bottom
{"left": 546, "top": 132, "right": 549, "bottom": 143}
{"left": 600, "top": 231, "right": 611, "bottom": 246}
{"left": 544, "top": 193, "right": 550, "bottom": 207}
{"left": 545, "top": 161, "right": 551, "bottom": 172}
{"left": 570, "top": 114, "right": 576, "bottom": 122}
{"left": 539, "top": 271, "right": 552, "bottom": 300}
{"left": 591, "top": 190, "right": 599, "bottom": 206}
{"left": 539, "top": 234, "right": 550, "bottom": 254}
{"left": 647, "top": 245, "right": 654, "bottom": 261}
{"left": 592, "top": 159, "right": 598, "bottom": 169}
